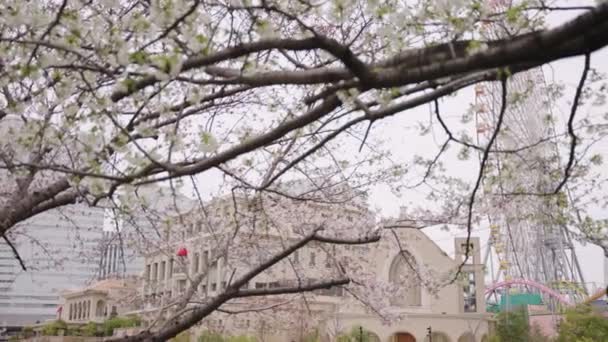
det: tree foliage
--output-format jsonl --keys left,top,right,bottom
{"left": 197, "top": 331, "right": 257, "bottom": 342}
{"left": 557, "top": 305, "right": 608, "bottom": 342}
{"left": 493, "top": 308, "right": 530, "bottom": 342}
{"left": 336, "top": 326, "right": 377, "bottom": 342}
{"left": 41, "top": 320, "right": 68, "bottom": 336}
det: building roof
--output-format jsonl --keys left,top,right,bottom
{"left": 61, "top": 277, "right": 139, "bottom": 299}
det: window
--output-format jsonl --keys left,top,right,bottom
{"left": 461, "top": 243, "right": 474, "bottom": 264}
{"left": 388, "top": 251, "right": 422, "bottom": 306}
{"left": 160, "top": 261, "right": 166, "bottom": 280}
{"left": 201, "top": 284, "right": 207, "bottom": 295}
{"left": 463, "top": 271, "right": 477, "bottom": 313}
{"left": 178, "top": 280, "right": 187, "bottom": 293}
{"left": 193, "top": 253, "right": 200, "bottom": 274}
{"left": 309, "top": 252, "right": 316, "bottom": 266}
{"left": 255, "top": 282, "right": 267, "bottom": 289}
{"left": 268, "top": 282, "right": 280, "bottom": 288}
{"left": 211, "top": 283, "right": 217, "bottom": 291}
{"left": 221, "top": 281, "right": 227, "bottom": 289}
{"left": 293, "top": 250, "right": 299, "bottom": 263}
{"left": 168, "top": 259, "right": 174, "bottom": 278}
{"left": 145, "top": 265, "right": 151, "bottom": 281}
{"left": 203, "top": 250, "right": 209, "bottom": 267}
{"left": 152, "top": 263, "right": 158, "bottom": 281}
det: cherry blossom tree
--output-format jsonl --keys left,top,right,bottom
{"left": 1, "top": 0, "right": 608, "bottom": 340}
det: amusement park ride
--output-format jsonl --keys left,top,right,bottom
{"left": 474, "top": 0, "right": 601, "bottom": 315}
{"left": 475, "top": 67, "right": 589, "bottom": 309}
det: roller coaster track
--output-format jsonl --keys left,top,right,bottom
{"left": 485, "top": 278, "right": 571, "bottom": 306}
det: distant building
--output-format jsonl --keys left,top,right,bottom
{"left": 97, "top": 186, "right": 198, "bottom": 281}
{"left": 60, "top": 277, "right": 141, "bottom": 324}
{"left": 97, "top": 231, "right": 144, "bottom": 280}
{"left": 0, "top": 204, "right": 104, "bottom": 328}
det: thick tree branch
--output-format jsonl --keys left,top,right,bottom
{"left": 232, "top": 278, "right": 349, "bottom": 298}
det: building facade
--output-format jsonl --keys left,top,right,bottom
{"left": 0, "top": 204, "right": 104, "bottom": 327}
{"left": 137, "top": 192, "right": 492, "bottom": 342}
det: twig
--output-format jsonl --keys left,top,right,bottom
{"left": 553, "top": 53, "right": 591, "bottom": 194}
{"left": 2, "top": 235, "right": 26, "bottom": 271}
{"left": 450, "top": 76, "right": 508, "bottom": 284}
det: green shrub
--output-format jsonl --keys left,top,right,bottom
{"left": 41, "top": 320, "right": 68, "bottom": 336}
{"left": 102, "top": 315, "right": 141, "bottom": 336}
{"left": 197, "top": 331, "right": 257, "bottom": 342}
{"left": 81, "top": 322, "right": 100, "bottom": 337}
{"left": 172, "top": 331, "right": 191, "bottom": 342}
{"left": 557, "top": 305, "right": 608, "bottom": 342}
{"left": 302, "top": 330, "right": 321, "bottom": 342}
{"left": 226, "top": 336, "right": 257, "bottom": 342}
{"left": 198, "top": 331, "right": 226, "bottom": 342}
{"left": 21, "top": 326, "right": 34, "bottom": 338}
{"left": 336, "top": 326, "right": 377, "bottom": 342}
{"left": 494, "top": 308, "right": 529, "bottom": 342}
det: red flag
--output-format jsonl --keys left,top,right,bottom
{"left": 177, "top": 247, "right": 188, "bottom": 257}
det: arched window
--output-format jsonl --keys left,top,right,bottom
{"left": 389, "top": 251, "right": 422, "bottom": 306}
{"left": 96, "top": 299, "right": 106, "bottom": 317}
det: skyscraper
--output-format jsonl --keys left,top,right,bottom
{"left": 97, "top": 231, "right": 144, "bottom": 280}
{"left": 0, "top": 204, "right": 104, "bottom": 327}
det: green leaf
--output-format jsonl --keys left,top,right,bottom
{"left": 129, "top": 51, "right": 148, "bottom": 64}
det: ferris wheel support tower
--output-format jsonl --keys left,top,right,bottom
{"left": 475, "top": 0, "right": 587, "bottom": 303}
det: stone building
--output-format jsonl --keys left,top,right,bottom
{"left": 60, "top": 277, "right": 140, "bottom": 324}
{"left": 136, "top": 190, "right": 492, "bottom": 342}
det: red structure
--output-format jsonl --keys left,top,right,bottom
{"left": 176, "top": 247, "right": 188, "bottom": 257}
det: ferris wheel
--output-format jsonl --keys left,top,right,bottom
{"left": 474, "top": 1, "right": 587, "bottom": 308}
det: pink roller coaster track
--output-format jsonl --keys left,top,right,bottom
{"left": 485, "top": 278, "right": 571, "bottom": 306}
